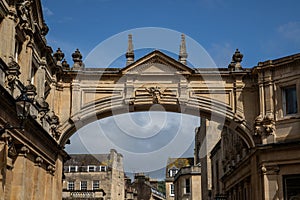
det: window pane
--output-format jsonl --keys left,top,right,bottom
{"left": 185, "top": 178, "right": 190, "bottom": 194}
{"left": 284, "top": 86, "right": 297, "bottom": 115}
{"left": 170, "top": 184, "right": 174, "bottom": 195}
{"left": 93, "top": 180, "right": 100, "bottom": 190}
{"left": 88, "top": 166, "right": 95, "bottom": 172}
{"left": 69, "top": 166, "right": 77, "bottom": 172}
{"left": 284, "top": 175, "right": 300, "bottom": 199}
{"left": 81, "top": 181, "right": 87, "bottom": 190}
{"left": 68, "top": 181, "right": 75, "bottom": 190}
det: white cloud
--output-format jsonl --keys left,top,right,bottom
{"left": 278, "top": 21, "right": 300, "bottom": 44}
{"left": 65, "top": 112, "right": 200, "bottom": 176}
{"left": 43, "top": 7, "right": 54, "bottom": 16}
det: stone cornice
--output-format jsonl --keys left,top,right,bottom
{"left": 0, "top": 0, "right": 9, "bottom": 18}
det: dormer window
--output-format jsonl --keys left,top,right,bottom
{"left": 69, "top": 166, "right": 78, "bottom": 172}
{"left": 169, "top": 168, "right": 178, "bottom": 177}
{"left": 88, "top": 165, "right": 96, "bottom": 172}
{"left": 100, "top": 166, "right": 106, "bottom": 172}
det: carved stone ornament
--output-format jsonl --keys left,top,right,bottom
{"left": 20, "top": 146, "right": 30, "bottom": 157}
{"left": 46, "top": 111, "right": 61, "bottom": 140}
{"left": 17, "top": 0, "right": 33, "bottom": 33}
{"left": 24, "top": 80, "right": 37, "bottom": 101}
{"left": 228, "top": 49, "right": 243, "bottom": 71}
{"left": 47, "top": 165, "right": 55, "bottom": 175}
{"left": 62, "top": 59, "right": 70, "bottom": 70}
{"left": 41, "top": 21, "right": 49, "bottom": 36}
{"left": 53, "top": 48, "right": 65, "bottom": 62}
{"left": 5, "top": 57, "right": 21, "bottom": 89}
{"left": 261, "top": 165, "right": 280, "bottom": 175}
{"left": 71, "top": 49, "right": 84, "bottom": 70}
{"left": 254, "top": 115, "right": 275, "bottom": 137}
{"left": 36, "top": 97, "right": 49, "bottom": 121}
{"left": 46, "top": 111, "right": 59, "bottom": 125}
{"left": 35, "top": 156, "right": 43, "bottom": 167}
{"left": 146, "top": 86, "right": 162, "bottom": 104}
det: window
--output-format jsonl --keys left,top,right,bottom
{"left": 69, "top": 166, "right": 77, "bottom": 172}
{"left": 88, "top": 165, "right": 96, "bottom": 172}
{"left": 14, "top": 39, "right": 22, "bottom": 63}
{"left": 283, "top": 175, "right": 300, "bottom": 199}
{"left": 169, "top": 168, "right": 178, "bottom": 177}
{"left": 93, "top": 180, "right": 100, "bottom": 190}
{"left": 170, "top": 184, "right": 175, "bottom": 196}
{"left": 68, "top": 181, "right": 75, "bottom": 190}
{"left": 30, "top": 65, "right": 37, "bottom": 84}
{"left": 185, "top": 178, "right": 190, "bottom": 194}
{"left": 100, "top": 166, "right": 106, "bottom": 172}
{"left": 283, "top": 85, "right": 298, "bottom": 115}
{"left": 80, "top": 181, "right": 87, "bottom": 190}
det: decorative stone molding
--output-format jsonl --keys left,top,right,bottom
{"left": 19, "top": 146, "right": 30, "bottom": 157}
{"left": 71, "top": 49, "right": 84, "bottom": 70}
{"left": 254, "top": 115, "right": 276, "bottom": 137}
{"left": 36, "top": 97, "right": 49, "bottom": 121}
{"left": 0, "top": 131, "right": 12, "bottom": 142}
{"left": 17, "top": 0, "right": 34, "bottom": 34}
{"left": 62, "top": 59, "right": 70, "bottom": 70}
{"left": 5, "top": 57, "right": 21, "bottom": 89}
{"left": 35, "top": 156, "right": 43, "bottom": 167}
{"left": 261, "top": 165, "right": 280, "bottom": 175}
{"left": 53, "top": 48, "right": 64, "bottom": 64}
{"left": 228, "top": 49, "right": 243, "bottom": 71}
{"left": 146, "top": 86, "right": 162, "bottom": 104}
{"left": 41, "top": 21, "right": 49, "bottom": 36}
{"left": 24, "top": 80, "right": 37, "bottom": 101}
{"left": 46, "top": 111, "right": 61, "bottom": 140}
{"left": 47, "top": 165, "right": 55, "bottom": 175}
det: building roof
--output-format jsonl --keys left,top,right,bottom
{"left": 166, "top": 157, "right": 194, "bottom": 176}
{"left": 65, "top": 154, "right": 110, "bottom": 166}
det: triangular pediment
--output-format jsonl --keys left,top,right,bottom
{"left": 121, "top": 50, "right": 194, "bottom": 75}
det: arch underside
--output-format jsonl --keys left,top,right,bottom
{"left": 58, "top": 95, "right": 255, "bottom": 149}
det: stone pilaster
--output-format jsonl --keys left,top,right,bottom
{"left": 10, "top": 146, "right": 30, "bottom": 200}
{"left": 71, "top": 79, "right": 81, "bottom": 117}
{"left": 32, "top": 157, "right": 44, "bottom": 200}
{"left": 18, "top": 36, "right": 33, "bottom": 84}
{"left": 0, "top": 11, "right": 16, "bottom": 64}
{"left": 36, "top": 58, "right": 47, "bottom": 99}
{"left": 261, "top": 165, "right": 280, "bottom": 200}
{"left": 233, "top": 74, "right": 245, "bottom": 120}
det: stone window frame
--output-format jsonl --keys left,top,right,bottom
{"left": 80, "top": 181, "right": 88, "bottom": 191}
{"left": 169, "top": 168, "right": 178, "bottom": 177}
{"left": 68, "top": 181, "right": 75, "bottom": 191}
{"left": 88, "top": 165, "right": 96, "bottom": 172}
{"left": 276, "top": 80, "right": 299, "bottom": 120}
{"left": 184, "top": 178, "right": 190, "bottom": 194}
{"left": 93, "top": 180, "right": 100, "bottom": 190}
{"left": 69, "top": 166, "right": 78, "bottom": 172}
{"left": 283, "top": 174, "right": 300, "bottom": 199}
{"left": 170, "top": 184, "right": 175, "bottom": 196}
{"left": 99, "top": 166, "right": 106, "bottom": 172}
{"left": 282, "top": 85, "right": 298, "bottom": 116}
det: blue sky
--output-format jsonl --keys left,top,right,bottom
{"left": 41, "top": 0, "right": 300, "bottom": 179}
{"left": 43, "top": 0, "right": 300, "bottom": 67}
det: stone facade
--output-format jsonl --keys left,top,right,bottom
{"left": 129, "top": 173, "right": 165, "bottom": 200}
{"left": 195, "top": 53, "right": 300, "bottom": 199}
{"left": 165, "top": 158, "right": 194, "bottom": 200}
{"left": 62, "top": 149, "right": 124, "bottom": 200}
{"left": 0, "top": 0, "right": 299, "bottom": 199}
{"left": 0, "top": 1, "right": 68, "bottom": 199}
{"left": 173, "top": 166, "right": 201, "bottom": 200}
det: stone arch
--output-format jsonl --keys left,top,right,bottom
{"left": 58, "top": 96, "right": 255, "bottom": 149}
